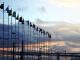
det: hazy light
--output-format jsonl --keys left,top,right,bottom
{"left": 49, "top": 0, "right": 80, "bottom": 7}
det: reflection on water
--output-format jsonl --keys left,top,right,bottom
{"left": 0, "top": 55, "right": 72, "bottom": 60}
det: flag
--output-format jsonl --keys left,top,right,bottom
{"left": 48, "top": 33, "right": 51, "bottom": 38}
{"left": 22, "top": 19, "right": 24, "bottom": 24}
{"left": 36, "top": 27, "right": 38, "bottom": 31}
{"left": 13, "top": 11, "right": 16, "bottom": 18}
{"left": 5, "top": 6, "right": 9, "bottom": 13}
{"left": 41, "top": 29, "right": 43, "bottom": 34}
{"left": 16, "top": 14, "right": 19, "bottom": 20}
{"left": 19, "top": 17, "right": 22, "bottom": 22}
{"left": 49, "top": 34, "right": 51, "bottom": 38}
{"left": 30, "top": 22, "right": 32, "bottom": 27}
{"left": 0, "top": 3, "right": 4, "bottom": 9}
{"left": 46, "top": 32, "right": 48, "bottom": 35}
{"left": 8, "top": 9, "right": 12, "bottom": 16}
{"left": 26, "top": 20, "right": 29, "bottom": 25}
{"left": 39, "top": 28, "right": 42, "bottom": 33}
{"left": 43, "top": 30, "right": 45, "bottom": 35}
{"left": 33, "top": 24, "right": 35, "bottom": 29}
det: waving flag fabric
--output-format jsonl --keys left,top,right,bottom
{"left": 0, "top": 3, "right": 4, "bottom": 9}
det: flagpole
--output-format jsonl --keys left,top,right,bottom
{"left": 20, "top": 20, "right": 24, "bottom": 60}
{"left": 13, "top": 14, "right": 16, "bottom": 60}
{"left": 2, "top": 2, "right": 4, "bottom": 60}
{"left": 32, "top": 24, "right": 35, "bottom": 50}
{"left": 30, "top": 22, "right": 32, "bottom": 53}
{"left": 18, "top": 17, "right": 20, "bottom": 59}
{"left": 16, "top": 14, "right": 19, "bottom": 59}
{"left": 13, "top": 40, "right": 15, "bottom": 60}
{"left": 37, "top": 27, "right": 39, "bottom": 52}
{"left": 23, "top": 20, "right": 25, "bottom": 60}
{"left": 30, "top": 22, "right": 32, "bottom": 52}
{"left": 26, "top": 20, "right": 29, "bottom": 57}
{"left": 39, "top": 29, "right": 41, "bottom": 51}
{"left": 5, "top": 5, "right": 10, "bottom": 60}
{"left": 45, "top": 32, "right": 47, "bottom": 54}
{"left": 10, "top": 9, "right": 12, "bottom": 59}
{"left": 41, "top": 31, "right": 42, "bottom": 52}
{"left": 7, "top": 12, "right": 9, "bottom": 60}
{"left": 14, "top": 12, "right": 16, "bottom": 60}
{"left": 22, "top": 19, "right": 24, "bottom": 60}
{"left": 36, "top": 27, "right": 38, "bottom": 52}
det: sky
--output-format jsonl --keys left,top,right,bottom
{"left": 1, "top": 0, "right": 80, "bottom": 23}
{"left": 1, "top": 0, "right": 80, "bottom": 40}
{"left": 1, "top": 0, "right": 80, "bottom": 52}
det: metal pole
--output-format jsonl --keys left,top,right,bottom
{"left": 20, "top": 21, "right": 24, "bottom": 60}
{"left": 16, "top": 14, "right": 19, "bottom": 60}
{"left": 64, "top": 50, "right": 67, "bottom": 60}
{"left": 7, "top": 13, "right": 9, "bottom": 60}
{"left": 2, "top": 2, "right": 4, "bottom": 60}
{"left": 20, "top": 40, "right": 24, "bottom": 60}
{"left": 13, "top": 41, "right": 15, "bottom": 60}
{"left": 57, "top": 53, "right": 60, "bottom": 60}
{"left": 10, "top": 9, "right": 12, "bottom": 59}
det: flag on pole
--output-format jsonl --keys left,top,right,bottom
{"left": 16, "top": 14, "right": 19, "bottom": 20}
{"left": 13, "top": 11, "right": 16, "bottom": 18}
{"left": 5, "top": 6, "right": 9, "bottom": 13}
{"left": 41, "top": 29, "right": 43, "bottom": 34}
{"left": 30, "top": 22, "right": 32, "bottom": 27}
{"left": 22, "top": 19, "right": 24, "bottom": 24}
{"left": 36, "top": 27, "right": 38, "bottom": 31}
{"left": 39, "top": 28, "right": 42, "bottom": 33}
{"left": 19, "top": 17, "right": 22, "bottom": 22}
{"left": 48, "top": 33, "right": 51, "bottom": 38}
{"left": 49, "top": 34, "right": 51, "bottom": 38}
{"left": 26, "top": 20, "right": 29, "bottom": 25}
{"left": 43, "top": 30, "right": 45, "bottom": 35}
{"left": 8, "top": 9, "right": 12, "bottom": 16}
{"left": 33, "top": 24, "right": 35, "bottom": 29}
{"left": 0, "top": 3, "right": 4, "bottom": 9}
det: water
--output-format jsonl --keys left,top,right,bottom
{"left": 0, "top": 55, "right": 72, "bottom": 60}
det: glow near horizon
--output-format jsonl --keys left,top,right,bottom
{"left": 0, "top": 0, "right": 80, "bottom": 23}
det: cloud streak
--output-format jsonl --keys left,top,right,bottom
{"left": 34, "top": 19, "right": 80, "bottom": 41}
{"left": 16, "top": 6, "right": 28, "bottom": 11}
{"left": 38, "top": 7, "right": 47, "bottom": 13}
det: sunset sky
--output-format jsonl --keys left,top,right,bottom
{"left": 1, "top": 0, "right": 80, "bottom": 53}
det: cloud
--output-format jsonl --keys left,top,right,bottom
{"left": 48, "top": 0, "right": 80, "bottom": 8}
{"left": 34, "top": 19, "right": 80, "bottom": 41}
{"left": 35, "top": 18, "right": 55, "bottom": 27}
{"left": 38, "top": 7, "right": 47, "bottom": 13}
{"left": 16, "top": 6, "right": 28, "bottom": 11}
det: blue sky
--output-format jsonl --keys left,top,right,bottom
{"left": 1, "top": 0, "right": 80, "bottom": 23}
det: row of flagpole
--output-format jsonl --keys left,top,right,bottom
{"left": 0, "top": 2, "right": 52, "bottom": 60}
